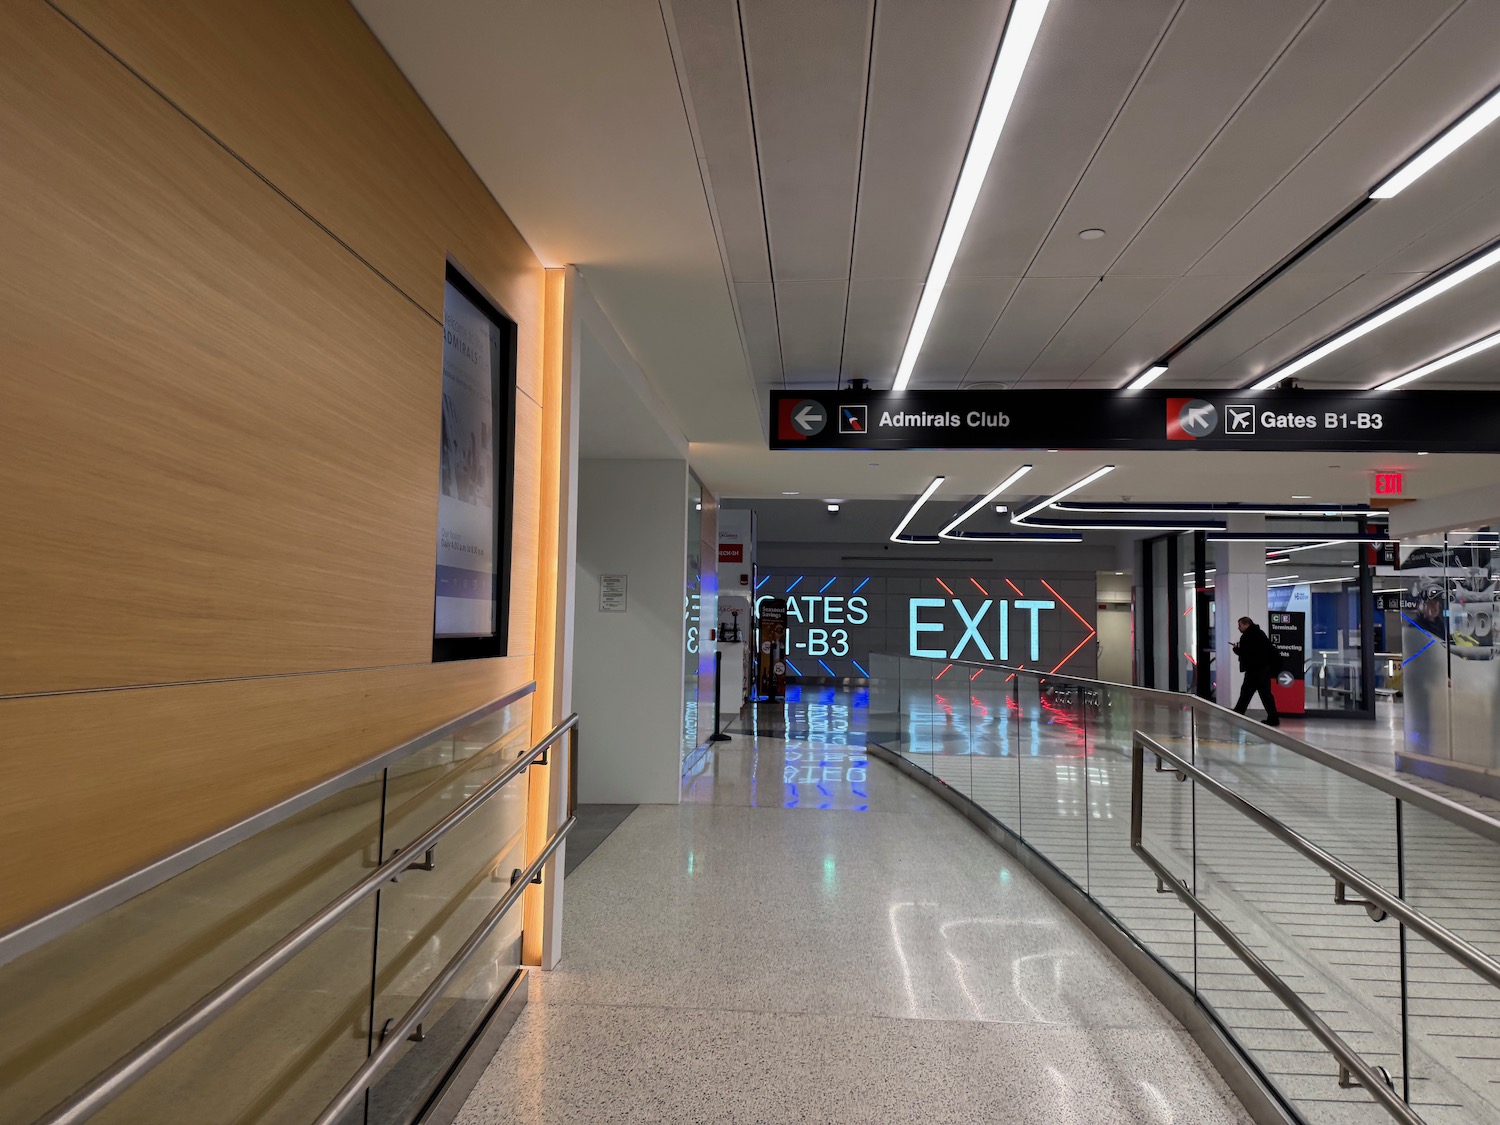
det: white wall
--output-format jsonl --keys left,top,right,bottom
{"left": 1096, "top": 571, "right": 1133, "bottom": 684}
{"left": 574, "top": 458, "right": 688, "bottom": 804}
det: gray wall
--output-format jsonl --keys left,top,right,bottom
{"left": 574, "top": 458, "right": 688, "bottom": 803}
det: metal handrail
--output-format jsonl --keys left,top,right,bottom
{"left": 1136, "top": 731, "right": 1500, "bottom": 991}
{"left": 878, "top": 653, "right": 1500, "bottom": 847}
{"left": 312, "top": 814, "right": 575, "bottom": 1124}
{"left": 0, "top": 681, "right": 539, "bottom": 970}
{"left": 1129, "top": 734, "right": 1424, "bottom": 1125}
{"left": 39, "top": 713, "right": 579, "bottom": 1125}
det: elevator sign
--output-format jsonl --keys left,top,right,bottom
{"left": 769, "top": 390, "right": 1500, "bottom": 452}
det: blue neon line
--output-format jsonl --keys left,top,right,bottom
{"left": 852, "top": 576, "right": 871, "bottom": 594}
{"left": 784, "top": 657, "right": 803, "bottom": 676}
{"left": 1401, "top": 612, "right": 1441, "bottom": 640}
{"left": 1403, "top": 637, "right": 1436, "bottom": 666}
{"left": 818, "top": 576, "right": 837, "bottom": 593}
{"left": 755, "top": 575, "right": 770, "bottom": 591}
{"left": 851, "top": 659, "right": 870, "bottom": 678}
{"left": 785, "top": 575, "right": 805, "bottom": 593}
{"left": 818, "top": 659, "right": 837, "bottom": 677}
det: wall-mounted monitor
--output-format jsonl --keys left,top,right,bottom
{"left": 432, "top": 264, "right": 516, "bottom": 661}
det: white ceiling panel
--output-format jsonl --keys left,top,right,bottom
{"left": 951, "top": 0, "right": 1176, "bottom": 279}
{"left": 1112, "top": 0, "right": 1449, "bottom": 278}
{"left": 1076, "top": 275, "right": 1249, "bottom": 385}
{"left": 1194, "top": 271, "right": 1427, "bottom": 387}
{"left": 733, "top": 281, "right": 783, "bottom": 388}
{"left": 1308, "top": 265, "right": 1500, "bottom": 387}
{"left": 913, "top": 276, "right": 1024, "bottom": 384}
{"left": 838, "top": 278, "right": 920, "bottom": 383}
{"left": 849, "top": 0, "right": 1004, "bottom": 281}
{"left": 666, "top": 0, "right": 770, "bottom": 284}
{"left": 1026, "top": 0, "right": 1317, "bottom": 279}
{"left": 1191, "top": 0, "right": 1492, "bottom": 278}
{"left": 1166, "top": 267, "right": 1395, "bottom": 382}
{"left": 963, "top": 276, "right": 1097, "bottom": 385}
{"left": 741, "top": 0, "right": 872, "bottom": 282}
{"left": 1025, "top": 276, "right": 1176, "bottom": 382}
{"left": 1374, "top": 187, "right": 1500, "bottom": 275}
{"left": 774, "top": 279, "right": 849, "bottom": 379}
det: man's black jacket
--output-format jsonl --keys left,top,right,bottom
{"left": 1235, "top": 623, "right": 1275, "bottom": 675}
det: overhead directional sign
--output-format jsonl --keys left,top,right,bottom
{"left": 769, "top": 390, "right": 1500, "bottom": 453}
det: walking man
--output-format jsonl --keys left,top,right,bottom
{"left": 1231, "top": 616, "right": 1281, "bottom": 727}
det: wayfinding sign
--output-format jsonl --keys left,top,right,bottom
{"left": 770, "top": 390, "right": 1500, "bottom": 453}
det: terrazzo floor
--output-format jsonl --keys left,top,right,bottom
{"left": 453, "top": 700, "right": 1251, "bottom": 1125}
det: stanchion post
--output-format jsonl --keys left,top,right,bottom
{"left": 710, "top": 648, "right": 732, "bottom": 743}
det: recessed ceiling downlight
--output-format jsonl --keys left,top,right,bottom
{"left": 1079, "top": 228, "right": 1106, "bottom": 240}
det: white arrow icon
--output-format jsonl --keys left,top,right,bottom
{"left": 790, "top": 401, "right": 827, "bottom": 436}
{"left": 1183, "top": 404, "right": 1214, "bottom": 429}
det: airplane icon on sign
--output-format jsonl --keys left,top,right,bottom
{"left": 1225, "top": 405, "right": 1256, "bottom": 434}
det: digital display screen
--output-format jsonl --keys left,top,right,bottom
{"left": 753, "top": 572, "right": 1096, "bottom": 679}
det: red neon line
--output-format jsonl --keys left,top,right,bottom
{"left": 935, "top": 577, "right": 956, "bottom": 596}
{"left": 934, "top": 663, "right": 953, "bottom": 681}
{"left": 1183, "top": 652, "right": 1197, "bottom": 666}
{"left": 1048, "top": 637, "right": 1091, "bottom": 675}
{"left": 1040, "top": 577, "right": 1095, "bottom": 636}
{"left": 1005, "top": 663, "right": 1026, "bottom": 683}
{"left": 1004, "top": 578, "right": 1025, "bottom": 597}
{"left": 970, "top": 577, "right": 990, "bottom": 596}
{"left": 970, "top": 668, "right": 983, "bottom": 681}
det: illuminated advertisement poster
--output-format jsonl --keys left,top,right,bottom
{"left": 434, "top": 280, "right": 499, "bottom": 637}
{"left": 752, "top": 573, "right": 1096, "bottom": 679}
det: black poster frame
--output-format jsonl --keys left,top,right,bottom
{"left": 432, "top": 261, "right": 518, "bottom": 664}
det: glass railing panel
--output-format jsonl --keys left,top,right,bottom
{"left": 928, "top": 661, "right": 973, "bottom": 798}
{"left": 0, "top": 774, "right": 385, "bottom": 1125}
{"left": 86, "top": 904, "right": 375, "bottom": 1125}
{"left": 866, "top": 653, "right": 902, "bottom": 751}
{"left": 897, "top": 657, "right": 936, "bottom": 778}
{"left": 1399, "top": 801, "right": 1500, "bottom": 1123}
{"left": 1188, "top": 716, "right": 1404, "bottom": 1121}
{"left": 1087, "top": 685, "right": 1197, "bottom": 984}
{"left": 1015, "top": 673, "right": 1089, "bottom": 888}
{"left": 367, "top": 701, "right": 533, "bottom": 1119}
{"left": 967, "top": 664, "right": 1019, "bottom": 833}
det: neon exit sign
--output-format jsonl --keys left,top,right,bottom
{"left": 909, "top": 597, "right": 1055, "bottom": 661}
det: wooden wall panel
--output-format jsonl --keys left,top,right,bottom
{"left": 53, "top": 0, "right": 546, "bottom": 405}
{"left": 0, "top": 2, "right": 446, "bottom": 695}
{"left": 0, "top": 655, "right": 533, "bottom": 932}
{"left": 0, "top": 0, "right": 563, "bottom": 933}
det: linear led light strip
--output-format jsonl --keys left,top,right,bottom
{"left": 1009, "top": 466, "right": 1116, "bottom": 525}
{"left": 1052, "top": 502, "right": 1385, "bottom": 518}
{"left": 1247, "top": 238, "right": 1500, "bottom": 391}
{"left": 938, "top": 465, "right": 1032, "bottom": 537}
{"left": 890, "top": 476, "right": 946, "bottom": 543}
{"left": 891, "top": 0, "right": 1050, "bottom": 391}
{"left": 1128, "top": 88, "right": 1500, "bottom": 395}
{"left": 1372, "top": 87, "right": 1500, "bottom": 199}
{"left": 1375, "top": 327, "right": 1500, "bottom": 390}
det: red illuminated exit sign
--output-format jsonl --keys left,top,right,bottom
{"left": 1373, "top": 471, "right": 1405, "bottom": 496}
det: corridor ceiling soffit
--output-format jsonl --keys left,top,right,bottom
{"left": 667, "top": 0, "right": 1500, "bottom": 400}
{"left": 352, "top": 0, "right": 760, "bottom": 447}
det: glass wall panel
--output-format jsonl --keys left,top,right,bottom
{"left": 683, "top": 473, "right": 704, "bottom": 768}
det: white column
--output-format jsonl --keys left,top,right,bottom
{"left": 1213, "top": 517, "right": 1267, "bottom": 708}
